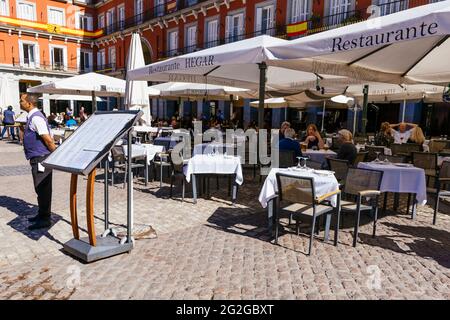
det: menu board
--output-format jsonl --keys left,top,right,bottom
{"left": 43, "top": 111, "right": 142, "bottom": 175}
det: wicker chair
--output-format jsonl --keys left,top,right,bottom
{"left": 390, "top": 143, "right": 421, "bottom": 159}
{"left": 380, "top": 154, "right": 406, "bottom": 163}
{"left": 429, "top": 140, "right": 448, "bottom": 153}
{"left": 353, "top": 152, "right": 368, "bottom": 167}
{"left": 274, "top": 173, "right": 341, "bottom": 255}
{"left": 341, "top": 167, "right": 384, "bottom": 247}
{"left": 412, "top": 152, "right": 438, "bottom": 179}
{"left": 327, "top": 158, "right": 349, "bottom": 187}
{"left": 279, "top": 149, "right": 296, "bottom": 168}
{"left": 169, "top": 151, "right": 189, "bottom": 201}
{"left": 427, "top": 160, "right": 450, "bottom": 225}
{"left": 331, "top": 136, "right": 342, "bottom": 151}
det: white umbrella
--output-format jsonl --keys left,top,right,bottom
{"left": 28, "top": 72, "right": 126, "bottom": 112}
{"left": 0, "top": 75, "right": 11, "bottom": 110}
{"left": 125, "top": 33, "right": 151, "bottom": 124}
{"left": 127, "top": 35, "right": 356, "bottom": 127}
{"left": 267, "top": 1, "right": 450, "bottom": 84}
{"left": 39, "top": 94, "right": 105, "bottom": 102}
{"left": 149, "top": 82, "right": 255, "bottom": 98}
{"left": 250, "top": 97, "right": 287, "bottom": 108}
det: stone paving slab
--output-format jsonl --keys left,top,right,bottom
{"left": 0, "top": 140, "right": 450, "bottom": 300}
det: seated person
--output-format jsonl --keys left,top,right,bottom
{"left": 279, "top": 121, "right": 290, "bottom": 140}
{"left": 302, "top": 124, "right": 324, "bottom": 150}
{"left": 407, "top": 126, "right": 425, "bottom": 146}
{"left": 65, "top": 116, "right": 77, "bottom": 127}
{"left": 336, "top": 129, "right": 357, "bottom": 165}
{"left": 279, "top": 127, "right": 302, "bottom": 159}
{"left": 374, "top": 122, "right": 394, "bottom": 147}
{"left": 390, "top": 122, "right": 417, "bottom": 144}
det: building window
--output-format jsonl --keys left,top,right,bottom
{"left": 76, "top": 13, "right": 93, "bottom": 31}
{"left": 47, "top": 7, "right": 65, "bottom": 26}
{"left": 118, "top": 4, "right": 125, "bottom": 30}
{"left": 155, "top": 0, "right": 164, "bottom": 17}
{"left": 109, "top": 47, "right": 116, "bottom": 69}
{"left": 97, "top": 49, "right": 105, "bottom": 70}
{"left": 289, "top": 0, "right": 311, "bottom": 24}
{"left": 135, "top": 0, "right": 143, "bottom": 24}
{"left": 79, "top": 50, "right": 93, "bottom": 72}
{"left": 106, "top": 8, "right": 115, "bottom": 33}
{"left": 376, "top": 0, "right": 409, "bottom": 16}
{"left": 185, "top": 25, "right": 197, "bottom": 53}
{"left": 225, "top": 12, "right": 244, "bottom": 43}
{"left": 168, "top": 30, "right": 178, "bottom": 56}
{"left": 327, "top": 0, "right": 352, "bottom": 25}
{"left": 255, "top": 3, "right": 275, "bottom": 36}
{"left": 205, "top": 19, "right": 219, "bottom": 48}
{"left": 19, "top": 41, "right": 39, "bottom": 68}
{"left": 50, "top": 45, "right": 66, "bottom": 71}
{"left": 0, "top": 0, "right": 9, "bottom": 16}
{"left": 98, "top": 13, "right": 105, "bottom": 29}
{"left": 17, "top": 1, "right": 36, "bottom": 21}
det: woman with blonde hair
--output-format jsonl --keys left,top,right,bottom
{"left": 336, "top": 129, "right": 357, "bottom": 164}
{"left": 408, "top": 126, "right": 425, "bottom": 145}
{"left": 375, "top": 122, "right": 394, "bottom": 147}
{"left": 302, "top": 123, "right": 324, "bottom": 149}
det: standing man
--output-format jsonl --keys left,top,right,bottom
{"left": 0, "top": 106, "right": 16, "bottom": 140}
{"left": 19, "top": 93, "right": 56, "bottom": 230}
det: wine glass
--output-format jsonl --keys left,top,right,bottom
{"left": 374, "top": 151, "right": 381, "bottom": 162}
{"left": 296, "top": 156, "right": 302, "bottom": 168}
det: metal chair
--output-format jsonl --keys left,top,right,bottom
{"left": 274, "top": 173, "right": 341, "bottom": 255}
{"left": 327, "top": 158, "right": 349, "bottom": 187}
{"left": 429, "top": 140, "right": 448, "bottom": 153}
{"left": 427, "top": 160, "right": 450, "bottom": 225}
{"left": 341, "top": 167, "right": 384, "bottom": 247}
{"left": 279, "top": 149, "right": 295, "bottom": 168}
{"left": 331, "top": 136, "right": 342, "bottom": 151}
{"left": 412, "top": 152, "right": 438, "bottom": 179}
{"left": 110, "top": 146, "right": 145, "bottom": 189}
{"left": 353, "top": 152, "right": 368, "bottom": 167}
{"left": 365, "top": 145, "right": 385, "bottom": 162}
{"left": 169, "top": 151, "right": 188, "bottom": 202}
{"left": 391, "top": 143, "right": 421, "bottom": 159}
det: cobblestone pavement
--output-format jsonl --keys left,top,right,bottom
{"left": 0, "top": 140, "right": 449, "bottom": 300}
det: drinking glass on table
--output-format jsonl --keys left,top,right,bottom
{"left": 323, "top": 144, "right": 329, "bottom": 151}
{"left": 301, "top": 143, "right": 307, "bottom": 152}
{"left": 375, "top": 151, "right": 381, "bottom": 162}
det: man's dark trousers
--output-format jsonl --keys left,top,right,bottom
{"left": 30, "top": 155, "right": 52, "bottom": 220}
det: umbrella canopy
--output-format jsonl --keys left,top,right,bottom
{"left": 127, "top": 35, "right": 355, "bottom": 94}
{"left": 267, "top": 1, "right": 450, "bottom": 84}
{"left": 125, "top": 33, "right": 151, "bottom": 123}
{"left": 0, "top": 75, "right": 12, "bottom": 110}
{"left": 148, "top": 82, "right": 256, "bottom": 99}
{"left": 250, "top": 97, "right": 287, "bottom": 108}
{"left": 39, "top": 94, "right": 105, "bottom": 102}
{"left": 28, "top": 72, "right": 126, "bottom": 96}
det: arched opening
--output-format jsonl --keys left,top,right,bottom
{"left": 140, "top": 37, "right": 153, "bottom": 65}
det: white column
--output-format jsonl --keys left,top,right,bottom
{"left": 43, "top": 93, "right": 51, "bottom": 115}
{"left": 401, "top": 99, "right": 406, "bottom": 122}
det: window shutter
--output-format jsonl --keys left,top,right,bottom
{"left": 225, "top": 15, "right": 231, "bottom": 39}
{"left": 256, "top": 8, "right": 262, "bottom": 32}
{"left": 34, "top": 43, "right": 40, "bottom": 67}
{"left": 87, "top": 16, "right": 93, "bottom": 31}
{"left": 63, "top": 46, "right": 67, "bottom": 70}
{"left": 18, "top": 41, "right": 24, "bottom": 67}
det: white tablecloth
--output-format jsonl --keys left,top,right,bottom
{"left": 133, "top": 125, "right": 158, "bottom": 133}
{"left": 259, "top": 168, "right": 339, "bottom": 208}
{"left": 193, "top": 143, "right": 235, "bottom": 156}
{"left": 358, "top": 162, "right": 427, "bottom": 205}
{"left": 51, "top": 129, "right": 65, "bottom": 137}
{"left": 303, "top": 149, "right": 337, "bottom": 163}
{"left": 122, "top": 144, "right": 164, "bottom": 165}
{"left": 184, "top": 154, "right": 243, "bottom": 185}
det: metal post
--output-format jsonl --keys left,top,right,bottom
{"left": 104, "top": 158, "right": 109, "bottom": 231}
{"left": 229, "top": 95, "right": 234, "bottom": 121}
{"left": 258, "top": 62, "right": 267, "bottom": 130}
{"left": 352, "top": 106, "right": 358, "bottom": 136}
{"left": 92, "top": 90, "right": 96, "bottom": 113}
{"left": 361, "top": 85, "right": 369, "bottom": 136}
{"left": 401, "top": 99, "right": 406, "bottom": 122}
{"left": 321, "top": 100, "right": 326, "bottom": 132}
{"left": 127, "top": 129, "right": 133, "bottom": 243}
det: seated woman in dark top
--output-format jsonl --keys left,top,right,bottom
{"left": 374, "top": 122, "right": 394, "bottom": 147}
{"left": 336, "top": 129, "right": 357, "bottom": 165}
{"left": 301, "top": 123, "right": 324, "bottom": 150}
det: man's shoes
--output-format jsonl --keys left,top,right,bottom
{"left": 28, "top": 215, "right": 41, "bottom": 222}
{"left": 28, "top": 219, "right": 51, "bottom": 230}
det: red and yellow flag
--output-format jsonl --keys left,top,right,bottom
{"left": 286, "top": 21, "right": 308, "bottom": 37}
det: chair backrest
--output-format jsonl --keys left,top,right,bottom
{"left": 331, "top": 136, "right": 342, "bottom": 151}
{"left": 391, "top": 143, "right": 421, "bottom": 156}
{"left": 276, "top": 173, "right": 315, "bottom": 206}
{"left": 327, "top": 158, "right": 349, "bottom": 182}
{"left": 380, "top": 154, "right": 406, "bottom": 163}
{"left": 278, "top": 149, "right": 295, "bottom": 168}
{"left": 111, "top": 146, "right": 125, "bottom": 162}
{"left": 429, "top": 140, "right": 448, "bottom": 153}
{"left": 365, "top": 145, "right": 385, "bottom": 161}
{"left": 412, "top": 152, "right": 437, "bottom": 170}
{"left": 439, "top": 160, "right": 450, "bottom": 179}
{"left": 344, "top": 167, "right": 383, "bottom": 196}
{"left": 353, "top": 152, "right": 368, "bottom": 166}
{"left": 353, "top": 137, "right": 366, "bottom": 145}
{"left": 307, "top": 160, "right": 323, "bottom": 169}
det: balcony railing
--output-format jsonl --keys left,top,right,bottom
{"left": 94, "top": 63, "right": 117, "bottom": 73}
{"left": 8, "top": 57, "right": 80, "bottom": 73}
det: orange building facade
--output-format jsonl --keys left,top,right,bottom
{"left": 0, "top": 0, "right": 436, "bottom": 115}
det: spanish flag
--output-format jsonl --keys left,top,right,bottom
{"left": 167, "top": 0, "right": 177, "bottom": 12}
{"left": 286, "top": 21, "right": 308, "bottom": 37}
